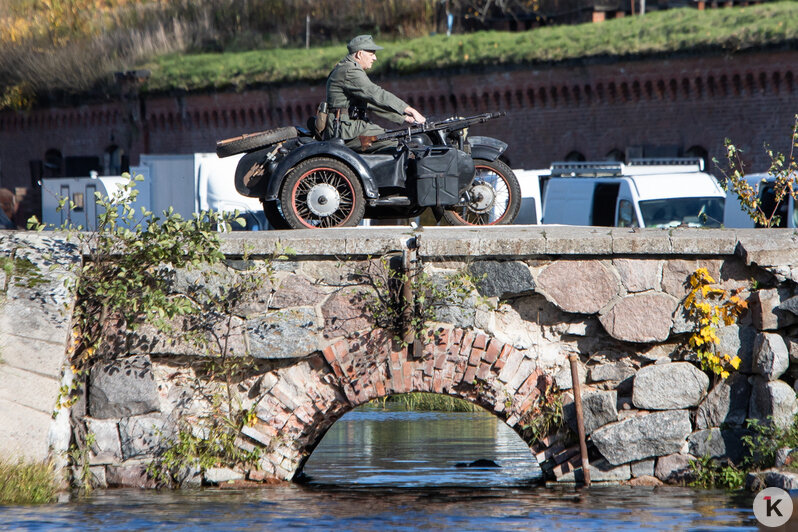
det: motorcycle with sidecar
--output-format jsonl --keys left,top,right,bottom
{"left": 216, "top": 111, "right": 521, "bottom": 229}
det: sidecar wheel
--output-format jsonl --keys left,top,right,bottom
{"left": 443, "top": 159, "right": 521, "bottom": 226}
{"left": 280, "top": 157, "right": 365, "bottom": 229}
{"left": 261, "top": 199, "right": 291, "bottom": 230}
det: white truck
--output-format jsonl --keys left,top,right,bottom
{"left": 41, "top": 153, "right": 269, "bottom": 231}
{"left": 519, "top": 158, "right": 726, "bottom": 228}
{"left": 513, "top": 168, "right": 547, "bottom": 225}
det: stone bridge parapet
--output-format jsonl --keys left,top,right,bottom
{"left": 3, "top": 226, "right": 798, "bottom": 488}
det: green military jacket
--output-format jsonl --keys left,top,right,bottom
{"left": 324, "top": 55, "right": 408, "bottom": 146}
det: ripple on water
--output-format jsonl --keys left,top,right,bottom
{"left": 0, "top": 410, "right": 760, "bottom": 530}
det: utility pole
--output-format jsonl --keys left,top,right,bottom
{"left": 306, "top": 15, "right": 310, "bottom": 49}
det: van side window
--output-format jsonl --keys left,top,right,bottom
{"left": 758, "top": 185, "right": 788, "bottom": 228}
{"left": 617, "top": 199, "right": 638, "bottom": 227}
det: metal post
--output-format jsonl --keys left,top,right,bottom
{"left": 401, "top": 248, "right": 414, "bottom": 348}
{"left": 402, "top": 243, "right": 421, "bottom": 358}
{"left": 305, "top": 15, "right": 310, "bottom": 49}
{"left": 569, "top": 353, "right": 591, "bottom": 486}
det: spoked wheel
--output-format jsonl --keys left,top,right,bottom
{"left": 216, "top": 127, "right": 297, "bottom": 158}
{"left": 261, "top": 199, "right": 291, "bottom": 230}
{"left": 280, "top": 157, "right": 365, "bottom": 229}
{"left": 443, "top": 159, "right": 521, "bottom": 226}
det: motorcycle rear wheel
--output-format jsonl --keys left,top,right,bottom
{"left": 261, "top": 199, "right": 291, "bottom": 230}
{"left": 443, "top": 159, "right": 520, "bottom": 226}
{"left": 280, "top": 157, "right": 366, "bottom": 229}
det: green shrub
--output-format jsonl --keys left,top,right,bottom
{"left": 0, "top": 458, "right": 57, "bottom": 505}
{"left": 689, "top": 455, "right": 746, "bottom": 490}
{"left": 742, "top": 415, "right": 798, "bottom": 469}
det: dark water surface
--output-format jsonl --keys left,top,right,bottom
{"left": 0, "top": 408, "right": 760, "bottom": 531}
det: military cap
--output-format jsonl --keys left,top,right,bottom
{"left": 347, "top": 34, "right": 383, "bottom": 53}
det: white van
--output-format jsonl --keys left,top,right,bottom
{"left": 540, "top": 158, "right": 726, "bottom": 228}
{"left": 513, "top": 168, "right": 547, "bottom": 225}
{"left": 723, "top": 173, "right": 797, "bottom": 228}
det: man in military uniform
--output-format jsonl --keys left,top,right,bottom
{"left": 325, "top": 34, "right": 426, "bottom": 151}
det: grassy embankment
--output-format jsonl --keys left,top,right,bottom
{"left": 0, "top": 459, "right": 57, "bottom": 504}
{"left": 2, "top": 1, "right": 798, "bottom": 109}
{"left": 365, "top": 393, "right": 481, "bottom": 412}
{"left": 140, "top": 2, "right": 798, "bottom": 93}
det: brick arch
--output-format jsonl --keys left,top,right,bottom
{"left": 252, "top": 326, "right": 561, "bottom": 481}
{"left": 583, "top": 84, "right": 593, "bottom": 104}
{"left": 619, "top": 81, "right": 630, "bottom": 102}
{"left": 694, "top": 77, "right": 704, "bottom": 98}
{"left": 773, "top": 71, "right": 782, "bottom": 94}
{"left": 681, "top": 77, "right": 690, "bottom": 99}
{"left": 538, "top": 86, "right": 548, "bottom": 106}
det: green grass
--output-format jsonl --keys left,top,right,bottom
{"left": 365, "top": 393, "right": 481, "bottom": 412}
{"left": 0, "top": 458, "right": 57, "bottom": 505}
{"left": 139, "top": 2, "right": 798, "bottom": 93}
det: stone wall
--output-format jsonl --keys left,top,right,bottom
{"left": 5, "top": 227, "right": 798, "bottom": 489}
{"left": 71, "top": 227, "right": 798, "bottom": 487}
{"left": 0, "top": 231, "right": 78, "bottom": 469}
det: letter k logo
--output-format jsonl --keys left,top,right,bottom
{"left": 755, "top": 487, "right": 793, "bottom": 527}
{"left": 764, "top": 496, "right": 783, "bottom": 517}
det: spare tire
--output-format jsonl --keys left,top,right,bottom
{"left": 216, "top": 126, "right": 298, "bottom": 158}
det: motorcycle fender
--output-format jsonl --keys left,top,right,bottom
{"left": 234, "top": 147, "right": 278, "bottom": 198}
{"left": 467, "top": 136, "right": 508, "bottom": 162}
{"left": 264, "top": 141, "right": 379, "bottom": 200}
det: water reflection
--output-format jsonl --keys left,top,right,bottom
{"left": 0, "top": 407, "right": 761, "bottom": 530}
{"left": 301, "top": 407, "right": 542, "bottom": 487}
{"left": 1, "top": 485, "right": 758, "bottom": 531}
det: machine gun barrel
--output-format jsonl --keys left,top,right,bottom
{"left": 358, "top": 111, "right": 505, "bottom": 150}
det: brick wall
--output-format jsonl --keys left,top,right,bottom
{"left": 1, "top": 48, "right": 796, "bottom": 194}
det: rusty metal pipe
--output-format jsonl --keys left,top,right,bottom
{"left": 569, "top": 353, "right": 591, "bottom": 487}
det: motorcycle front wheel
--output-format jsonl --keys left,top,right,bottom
{"left": 280, "top": 157, "right": 366, "bottom": 229}
{"left": 443, "top": 159, "right": 521, "bottom": 226}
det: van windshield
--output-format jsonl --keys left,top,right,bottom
{"left": 638, "top": 197, "right": 724, "bottom": 228}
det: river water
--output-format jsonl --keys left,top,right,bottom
{"left": 1, "top": 407, "right": 761, "bottom": 530}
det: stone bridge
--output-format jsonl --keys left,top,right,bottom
{"left": 2, "top": 226, "right": 798, "bottom": 487}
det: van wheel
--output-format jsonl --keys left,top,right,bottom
{"left": 216, "top": 127, "right": 298, "bottom": 158}
{"left": 262, "top": 199, "right": 291, "bottom": 230}
{"left": 443, "top": 159, "right": 521, "bottom": 225}
{"left": 280, "top": 157, "right": 365, "bottom": 229}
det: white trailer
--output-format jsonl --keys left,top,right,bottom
{"left": 40, "top": 168, "right": 150, "bottom": 230}
{"left": 41, "top": 153, "right": 269, "bottom": 231}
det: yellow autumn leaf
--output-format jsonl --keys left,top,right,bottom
{"left": 684, "top": 292, "right": 696, "bottom": 308}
